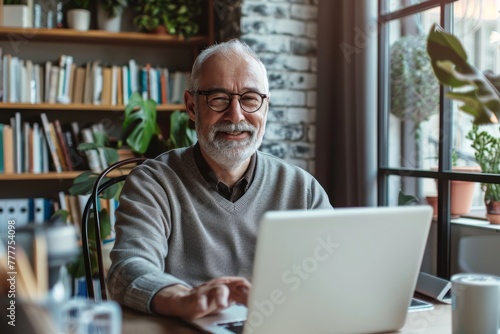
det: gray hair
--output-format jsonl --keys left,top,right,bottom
{"left": 188, "top": 39, "right": 269, "bottom": 93}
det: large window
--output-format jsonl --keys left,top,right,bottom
{"left": 378, "top": 0, "right": 500, "bottom": 278}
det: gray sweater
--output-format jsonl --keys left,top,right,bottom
{"left": 106, "top": 146, "right": 333, "bottom": 313}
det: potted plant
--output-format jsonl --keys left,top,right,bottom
{"left": 426, "top": 23, "right": 500, "bottom": 221}
{"left": 466, "top": 125, "right": 500, "bottom": 224}
{"left": 391, "top": 32, "right": 482, "bottom": 216}
{"left": 123, "top": 91, "right": 197, "bottom": 157}
{"left": 133, "top": 0, "right": 202, "bottom": 39}
{"left": 65, "top": 0, "right": 92, "bottom": 31}
{"left": 2, "top": 0, "right": 30, "bottom": 28}
{"left": 64, "top": 92, "right": 196, "bottom": 280}
{"left": 391, "top": 34, "right": 440, "bottom": 129}
{"left": 97, "top": 0, "right": 127, "bottom": 32}
{"left": 428, "top": 152, "right": 481, "bottom": 217}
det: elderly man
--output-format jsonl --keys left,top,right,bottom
{"left": 107, "top": 39, "right": 333, "bottom": 320}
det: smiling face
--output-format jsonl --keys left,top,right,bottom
{"left": 185, "top": 52, "right": 269, "bottom": 170}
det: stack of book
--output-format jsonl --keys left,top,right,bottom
{"left": 0, "top": 50, "right": 190, "bottom": 106}
{"left": 0, "top": 112, "right": 114, "bottom": 174}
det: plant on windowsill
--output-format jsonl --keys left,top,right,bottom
{"left": 425, "top": 151, "right": 480, "bottom": 217}
{"left": 466, "top": 125, "right": 500, "bottom": 224}
{"left": 426, "top": 23, "right": 500, "bottom": 221}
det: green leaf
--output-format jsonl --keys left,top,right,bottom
{"left": 69, "top": 172, "right": 122, "bottom": 199}
{"left": 52, "top": 209, "right": 70, "bottom": 222}
{"left": 427, "top": 24, "right": 500, "bottom": 125}
{"left": 67, "top": 248, "right": 86, "bottom": 278}
{"left": 68, "top": 172, "right": 123, "bottom": 199}
{"left": 103, "top": 147, "right": 119, "bottom": 165}
{"left": 69, "top": 172, "right": 99, "bottom": 195}
{"left": 466, "top": 125, "right": 500, "bottom": 201}
{"left": 124, "top": 92, "right": 160, "bottom": 154}
{"left": 446, "top": 90, "right": 497, "bottom": 124}
{"left": 398, "top": 190, "right": 419, "bottom": 206}
{"left": 167, "top": 110, "right": 197, "bottom": 150}
{"left": 77, "top": 142, "right": 100, "bottom": 151}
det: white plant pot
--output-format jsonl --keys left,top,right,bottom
{"left": 97, "top": 5, "right": 123, "bottom": 32}
{"left": 2, "top": 5, "right": 30, "bottom": 28}
{"left": 67, "top": 9, "right": 91, "bottom": 31}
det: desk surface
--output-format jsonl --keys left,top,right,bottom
{"left": 122, "top": 302, "right": 452, "bottom": 334}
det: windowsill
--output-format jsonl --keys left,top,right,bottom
{"left": 447, "top": 207, "right": 500, "bottom": 230}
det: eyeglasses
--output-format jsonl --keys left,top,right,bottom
{"left": 193, "top": 90, "right": 268, "bottom": 113}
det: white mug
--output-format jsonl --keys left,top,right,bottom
{"left": 451, "top": 273, "right": 500, "bottom": 334}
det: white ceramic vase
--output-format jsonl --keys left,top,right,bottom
{"left": 97, "top": 5, "right": 123, "bottom": 32}
{"left": 2, "top": 5, "right": 30, "bottom": 28}
{"left": 67, "top": 9, "right": 91, "bottom": 31}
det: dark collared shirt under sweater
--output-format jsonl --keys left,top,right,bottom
{"left": 193, "top": 143, "right": 256, "bottom": 202}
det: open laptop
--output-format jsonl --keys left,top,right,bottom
{"left": 191, "top": 205, "right": 433, "bottom": 334}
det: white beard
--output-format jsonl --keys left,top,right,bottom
{"left": 197, "top": 120, "right": 262, "bottom": 171}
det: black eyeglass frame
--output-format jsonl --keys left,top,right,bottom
{"left": 192, "top": 89, "right": 268, "bottom": 113}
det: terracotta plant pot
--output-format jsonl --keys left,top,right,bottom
{"left": 450, "top": 179, "right": 476, "bottom": 215}
{"left": 426, "top": 195, "right": 438, "bottom": 218}
{"left": 152, "top": 25, "right": 168, "bottom": 35}
{"left": 485, "top": 199, "right": 500, "bottom": 224}
{"left": 432, "top": 166, "right": 481, "bottom": 216}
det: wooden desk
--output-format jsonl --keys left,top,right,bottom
{"left": 399, "top": 303, "right": 451, "bottom": 333}
{"left": 122, "top": 307, "right": 201, "bottom": 334}
{"left": 122, "top": 302, "right": 452, "bottom": 334}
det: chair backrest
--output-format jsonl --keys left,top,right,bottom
{"left": 457, "top": 235, "right": 500, "bottom": 276}
{"left": 82, "top": 157, "right": 147, "bottom": 301}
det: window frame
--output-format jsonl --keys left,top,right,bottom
{"left": 377, "top": 0, "right": 500, "bottom": 279}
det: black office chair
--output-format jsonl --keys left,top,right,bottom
{"left": 81, "top": 157, "right": 147, "bottom": 301}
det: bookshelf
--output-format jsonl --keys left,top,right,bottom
{"left": 0, "top": 168, "right": 135, "bottom": 180}
{"left": 0, "top": 103, "right": 185, "bottom": 112}
{"left": 0, "top": 1, "right": 214, "bottom": 199}
{"left": 0, "top": 27, "right": 212, "bottom": 47}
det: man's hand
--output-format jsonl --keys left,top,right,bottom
{"left": 151, "top": 277, "right": 252, "bottom": 320}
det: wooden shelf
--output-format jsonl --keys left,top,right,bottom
{"left": 0, "top": 103, "right": 185, "bottom": 112}
{"left": 0, "top": 172, "right": 83, "bottom": 180}
{"left": 0, "top": 27, "right": 211, "bottom": 47}
{"left": 0, "top": 169, "right": 134, "bottom": 181}
{"left": 0, "top": 1, "right": 213, "bottom": 196}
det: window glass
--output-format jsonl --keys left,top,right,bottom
{"left": 386, "top": 0, "right": 500, "bottom": 209}
{"left": 387, "top": 173, "right": 482, "bottom": 217}
{"left": 387, "top": 175, "right": 435, "bottom": 207}
{"left": 451, "top": 0, "right": 500, "bottom": 208}
{"left": 382, "top": 0, "right": 432, "bottom": 14}
{"left": 387, "top": 8, "right": 441, "bottom": 171}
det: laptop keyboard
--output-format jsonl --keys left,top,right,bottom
{"left": 218, "top": 320, "right": 246, "bottom": 333}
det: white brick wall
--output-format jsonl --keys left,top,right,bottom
{"left": 241, "top": 0, "right": 318, "bottom": 173}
